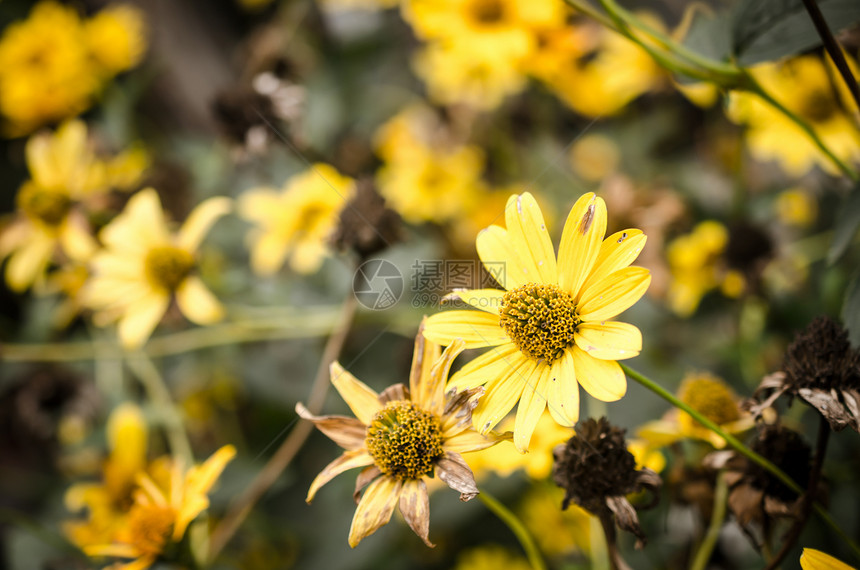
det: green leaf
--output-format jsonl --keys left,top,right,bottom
{"left": 732, "top": 0, "right": 860, "bottom": 66}
{"left": 842, "top": 269, "right": 860, "bottom": 347}
{"left": 828, "top": 184, "right": 860, "bottom": 265}
{"left": 677, "top": 6, "right": 733, "bottom": 83}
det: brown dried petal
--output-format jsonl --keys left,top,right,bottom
{"left": 399, "top": 478, "right": 433, "bottom": 547}
{"left": 354, "top": 465, "right": 382, "bottom": 504}
{"left": 842, "top": 389, "right": 860, "bottom": 429}
{"left": 442, "top": 386, "right": 484, "bottom": 429}
{"left": 295, "top": 403, "right": 367, "bottom": 450}
{"left": 633, "top": 468, "right": 662, "bottom": 510}
{"left": 763, "top": 494, "right": 797, "bottom": 519}
{"left": 606, "top": 495, "right": 647, "bottom": 548}
{"left": 378, "top": 383, "right": 409, "bottom": 405}
{"left": 728, "top": 484, "right": 765, "bottom": 526}
{"left": 436, "top": 451, "right": 479, "bottom": 501}
{"left": 797, "top": 387, "right": 855, "bottom": 431}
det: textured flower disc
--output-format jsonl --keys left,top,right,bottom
{"left": 127, "top": 504, "right": 175, "bottom": 556}
{"left": 365, "top": 401, "right": 444, "bottom": 480}
{"left": 678, "top": 376, "right": 740, "bottom": 426}
{"left": 17, "top": 183, "right": 71, "bottom": 226}
{"left": 144, "top": 245, "right": 194, "bottom": 291}
{"left": 499, "top": 282, "right": 578, "bottom": 362}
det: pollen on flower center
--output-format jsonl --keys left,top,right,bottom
{"left": 365, "top": 401, "right": 444, "bottom": 480}
{"left": 144, "top": 245, "right": 194, "bottom": 291}
{"left": 127, "top": 504, "right": 175, "bottom": 556}
{"left": 17, "top": 184, "right": 71, "bottom": 226}
{"left": 499, "top": 283, "right": 579, "bottom": 363}
{"left": 678, "top": 376, "right": 740, "bottom": 426}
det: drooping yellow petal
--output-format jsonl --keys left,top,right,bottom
{"left": 409, "top": 322, "right": 442, "bottom": 409}
{"left": 574, "top": 322, "right": 642, "bottom": 361}
{"left": 476, "top": 225, "right": 527, "bottom": 289}
{"left": 423, "top": 309, "right": 509, "bottom": 349}
{"left": 442, "top": 429, "right": 506, "bottom": 454}
{"left": 5, "top": 230, "right": 54, "bottom": 292}
{"left": 174, "top": 445, "right": 236, "bottom": 540}
{"left": 557, "top": 193, "right": 607, "bottom": 298}
{"left": 442, "top": 288, "right": 505, "bottom": 314}
{"left": 504, "top": 192, "right": 558, "bottom": 284}
{"left": 472, "top": 355, "right": 536, "bottom": 434}
{"left": 330, "top": 362, "right": 382, "bottom": 425}
{"left": 545, "top": 349, "right": 579, "bottom": 426}
{"left": 295, "top": 403, "right": 368, "bottom": 450}
{"left": 307, "top": 449, "right": 375, "bottom": 503}
{"left": 447, "top": 343, "right": 521, "bottom": 391}
{"left": 348, "top": 476, "right": 403, "bottom": 548}
{"left": 572, "top": 346, "right": 627, "bottom": 402}
{"left": 513, "top": 362, "right": 551, "bottom": 452}
{"left": 800, "top": 548, "right": 856, "bottom": 570}
{"left": 580, "top": 229, "right": 647, "bottom": 293}
{"left": 422, "top": 338, "right": 465, "bottom": 418}
{"left": 176, "top": 196, "right": 232, "bottom": 251}
{"left": 399, "top": 478, "right": 433, "bottom": 547}
{"left": 116, "top": 290, "right": 170, "bottom": 350}
{"left": 577, "top": 266, "right": 651, "bottom": 323}
{"left": 175, "top": 276, "right": 224, "bottom": 325}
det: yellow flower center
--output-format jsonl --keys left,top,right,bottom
{"left": 17, "top": 184, "right": 71, "bottom": 226}
{"left": 678, "top": 376, "right": 740, "bottom": 427}
{"left": 144, "top": 246, "right": 194, "bottom": 291}
{"left": 468, "top": 0, "right": 506, "bottom": 24}
{"left": 499, "top": 283, "right": 579, "bottom": 363}
{"left": 365, "top": 401, "right": 444, "bottom": 480}
{"left": 127, "top": 504, "right": 175, "bottom": 557}
{"left": 800, "top": 89, "right": 836, "bottom": 123}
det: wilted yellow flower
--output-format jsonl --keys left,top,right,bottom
{"left": 0, "top": 1, "right": 147, "bottom": 135}
{"left": 424, "top": 192, "right": 651, "bottom": 451}
{"left": 665, "top": 220, "right": 729, "bottom": 316}
{"left": 801, "top": 548, "right": 856, "bottom": 570}
{"left": 297, "top": 325, "right": 509, "bottom": 547}
{"left": 85, "top": 189, "right": 231, "bottom": 349}
{"left": 728, "top": 53, "right": 860, "bottom": 177}
{"left": 85, "top": 445, "right": 236, "bottom": 569}
{"left": 238, "top": 164, "right": 353, "bottom": 276}
{"left": 638, "top": 372, "right": 753, "bottom": 449}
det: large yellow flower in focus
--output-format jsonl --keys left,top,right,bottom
{"left": 424, "top": 192, "right": 651, "bottom": 451}
{"left": 238, "top": 164, "right": 354, "bottom": 276}
{"left": 85, "top": 189, "right": 231, "bottom": 350}
{"left": 728, "top": 54, "right": 860, "bottom": 177}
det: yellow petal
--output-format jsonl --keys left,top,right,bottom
{"left": 423, "top": 338, "right": 465, "bottom": 418}
{"left": 442, "top": 429, "right": 503, "bottom": 454}
{"left": 176, "top": 196, "right": 232, "bottom": 251}
{"left": 513, "top": 363, "right": 551, "bottom": 452}
{"left": 399, "top": 478, "right": 433, "bottom": 547}
{"left": 442, "top": 288, "right": 505, "bottom": 314}
{"left": 504, "top": 192, "right": 558, "bottom": 284}
{"left": 5, "top": 231, "right": 54, "bottom": 292}
{"left": 635, "top": 419, "right": 684, "bottom": 447}
{"left": 348, "top": 476, "right": 403, "bottom": 547}
{"left": 117, "top": 291, "right": 170, "bottom": 350}
{"left": 447, "top": 343, "right": 521, "bottom": 391}
{"left": 545, "top": 349, "right": 579, "bottom": 426}
{"left": 175, "top": 276, "right": 224, "bottom": 325}
{"left": 59, "top": 213, "right": 97, "bottom": 262}
{"left": 295, "top": 403, "right": 368, "bottom": 450}
{"left": 27, "top": 120, "right": 88, "bottom": 190}
{"left": 107, "top": 402, "right": 147, "bottom": 473}
{"left": 580, "top": 229, "right": 647, "bottom": 293}
{"left": 557, "top": 193, "right": 607, "bottom": 298}
{"left": 800, "top": 548, "right": 856, "bottom": 570}
{"left": 248, "top": 230, "right": 290, "bottom": 276}
{"left": 237, "top": 188, "right": 280, "bottom": 223}
{"left": 472, "top": 355, "right": 536, "bottom": 433}
{"left": 577, "top": 266, "right": 651, "bottom": 323}
{"left": 330, "top": 362, "right": 382, "bottom": 425}
{"left": 572, "top": 346, "right": 627, "bottom": 402}
{"left": 423, "top": 310, "right": 509, "bottom": 349}
{"left": 174, "top": 445, "right": 237, "bottom": 540}
{"left": 102, "top": 188, "right": 170, "bottom": 252}
{"left": 476, "top": 225, "right": 527, "bottom": 289}
{"left": 410, "top": 321, "right": 442, "bottom": 409}
{"left": 307, "top": 449, "right": 375, "bottom": 503}
{"left": 574, "top": 322, "right": 642, "bottom": 360}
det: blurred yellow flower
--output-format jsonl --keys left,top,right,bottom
{"left": 801, "top": 548, "right": 856, "bottom": 570}
{"left": 85, "top": 445, "right": 236, "bottom": 569}
{"left": 776, "top": 187, "right": 818, "bottom": 228}
{"left": 238, "top": 164, "right": 353, "bottom": 276}
{"left": 519, "top": 484, "right": 592, "bottom": 557}
{"left": 0, "top": 1, "right": 147, "bottom": 135}
{"left": 637, "top": 372, "right": 753, "bottom": 449}
{"left": 665, "top": 220, "right": 729, "bottom": 316}
{"left": 568, "top": 133, "right": 621, "bottom": 182}
{"left": 86, "top": 189, "right": 231, "bottom": 350}
{"left": 453, "top": 544, "right": 532, "bottom": 570}
{"left": 728, "top": 54, "right": 860, "bottom": 177}
{"left": 424, "top": 192, "right": 651, "bottom": 451}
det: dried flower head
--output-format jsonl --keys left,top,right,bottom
{"left": 748, "top": 316, "right": 860, "bottom": 431}
{"left": 330, "top": 178, "right": 402, "bottom": 261}
{"left": 552, "top": 417, "right": 660, "bottom": 547}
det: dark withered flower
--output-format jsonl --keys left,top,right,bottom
{"left": 330, "top": 178, "right": 402, "bottom": 261}
{"left": 552, "top": 417, "right": 661, "bottom": 547}
{"left": 709, "top": 424, "right": 814, "bottom": 533}
{"left": 748, "top": 316, "right": 860, "bottom": 431}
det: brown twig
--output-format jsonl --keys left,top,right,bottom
{"left": 763, "top": 415, "right": 831, "bottom": 570}
{"left": 207, "top": 294, "right": 358, "bottom": 562}
{"left": 800, "top": 0, "right": 860, "bottom": 113}
{"left": 599, "top": 511, "right": 633, "bottom": 570}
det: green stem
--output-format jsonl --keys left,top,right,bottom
{"left": 690, "top": 470, "right": 728, "bottom": 570}
{"left": 621, "top": 363, "right": 860, "bottom": 561}
{"left": 478, "top": 491, "right": 547, "bottom": 570}
{"left": 126, "top": 353, "right": 194, "bottom": 465}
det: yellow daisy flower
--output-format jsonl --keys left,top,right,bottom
{"left": 423, "top": 192, "right": 651, "bottom": 451}
{"left": 85, "top": 445, "right": 236, "bottom": 569}
{"left": 238, "top": 164, "right": 354, "bottom": 276}
{"left": 85, "top": 188, "right": 232, "bottom": 350}
{"left": 85, "top": 4, "right": 148, "bottom": 77}
{"left": 665, "top": 220, "right": 729, "bottom": 316}
{"left": 297, "top": 323, "right": 509, "bottom": 547}
{"left": 801, "top": 548, "right": 856, "bottom": 570}
{"left": 637, "top": 372, "right": 754, "bottom": 449}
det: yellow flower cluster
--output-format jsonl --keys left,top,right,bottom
{"left": 0, "top": 1, "right": 147, "bottom": 136}
{"left": 401, "top": 0, "right": 663, "bottom": 114}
